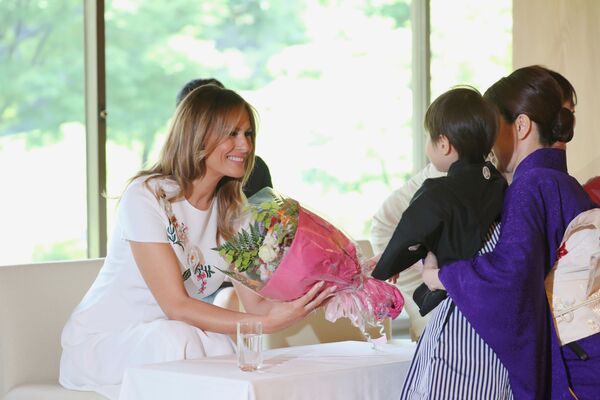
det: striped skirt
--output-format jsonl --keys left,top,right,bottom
{"left": 400, "top": 223, "right": 513, "bottom": 400}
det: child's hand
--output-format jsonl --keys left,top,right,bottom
{"left": 411, "top": 260, "right": 424, "bottom": 274}
{"left": 423, "top": 251, "right": 438, "bottom": 269}
{"left": 388, "top": 273, "right": 400, "bottom": 284}
{"left": 422, "top": 251, "right": 445, "bottom": 291}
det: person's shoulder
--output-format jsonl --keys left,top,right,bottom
{"left": 509, "top": 166, "right": 581, "bottom": 207}
{"left": 373, "top": 164, "right": 446, "bottom": 220}
{"left": 254, "top": 155, "right": 269, "bottom": 169}
{"left": 121, "top": 176, "right": 149, "bottom": 197}
{"left": 244, "top": 155, "right": 273, "bottom": 198}
{"left": 423, "top": 162, "right": 445, "bottom": 178}
{"left": 125, "top": 174, "right": 157, "bottom": 194}
{"left": 410, "top": 176, "right": 451, "bottom": 210}
{"left": 419, "top": 175, "right": 450, "bottom": 194}
{"left": 122, "top": 175, "right": 179, "bottom": 202}
{"left": 251, "top": 156, "right": 272, "bottom": 179}
{"left": 407, "top": 163, "right": 445, "bottom": 187}
{"left": 515, "top": 166, "right": 568, "bottom": 188}
{"left": 371, "top": 186, "right": 411, "bottom": 228}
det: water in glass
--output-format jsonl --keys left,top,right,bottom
{"left": 237, "top": 321, "right": 263, "bottom": 371}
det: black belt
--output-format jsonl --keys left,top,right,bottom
{"left": 567, "top": 342, "right": 589, "bottom": 361}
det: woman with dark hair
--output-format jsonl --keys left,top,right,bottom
{"left": 544, "top": 68, "right": 577, "bottom": 110}
{"left": 423, "top": 65, "right": 599, "bottom": 399}
{"left": 541, "top": 67, "right": 577, "bottom": 153}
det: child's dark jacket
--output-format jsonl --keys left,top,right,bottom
{"left": 372, "top": 159, "right": 507, "bottom": 314}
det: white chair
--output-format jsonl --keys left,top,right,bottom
{"left": 0, "top": 259, "right": 106, "bottom": 400}
{"left": 356, "top": 239, "right": 375, "bottom": 259}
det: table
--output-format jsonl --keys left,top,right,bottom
{"left": 119, "top": 341, "right": 416, "bottom": 400}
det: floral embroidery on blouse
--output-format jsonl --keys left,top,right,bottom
{"left": 167, "top": 216, "right": 187, "bottom": 250}
{"left": 193, "top": 264, "right": 215, "bottom": 294}
{"left": 158, "top": 187, "right": 217, "bottom": 295}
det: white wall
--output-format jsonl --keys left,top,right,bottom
{"left": 513, "top": 0, "right": 600, "bottom": 183}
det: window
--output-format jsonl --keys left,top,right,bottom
{"left": 430, "top": 0, "right": 512, "bottom": 98}
{"left": 105, "top": 0, "right": 414, "bottom": 240}
{"left": 0, "top": 1, "right": 86, "bottom": 264}
{"left": 0, "top": 0, "right": 512, "bottom": 264}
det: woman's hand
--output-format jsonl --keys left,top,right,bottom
{"left": 263, "top": 281, "right": 337, "bottom": 333}
{"left": 422, "top": 251, "right": 445, "bottom": 291}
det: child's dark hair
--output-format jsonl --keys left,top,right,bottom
{"left": 424, "top": 86, "right": 498, "bottom": 163}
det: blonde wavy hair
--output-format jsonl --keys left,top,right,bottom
{"left": 131, "top": 84, "right": 257, "bottom": 241}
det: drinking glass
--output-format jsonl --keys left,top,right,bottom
{"left": 237, "top": 320, "right": 263, "bottom": 371}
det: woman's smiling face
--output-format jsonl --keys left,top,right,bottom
{"left": 204, "top": 108, "right": 253, "bottom": 181}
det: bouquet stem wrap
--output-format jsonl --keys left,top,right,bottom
{"left": 215, "top": 188, "right": 404, "bottom": 341}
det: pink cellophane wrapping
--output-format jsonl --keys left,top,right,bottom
{"left": 225, "top": 201, "right": 404, "bottom": 335}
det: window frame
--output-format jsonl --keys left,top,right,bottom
{"left": 85, "top": 0, "right": 107, "bottom": 258}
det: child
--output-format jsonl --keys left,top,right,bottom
{"left": 372, "top": 86, "right": 507, "bottom": 317}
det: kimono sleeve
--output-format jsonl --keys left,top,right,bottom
{"left": 372, "top": 180, "right": 447, "bottom": 281}
{"left": 370, "top": 163, "right": 445, "bottom": 254}
{"left": 438, "top": 178, "right": 548, "bottom": 398}
{"left": 118, "top": 179, "right": 170, "bottom": 243}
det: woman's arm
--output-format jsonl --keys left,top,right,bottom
{"left": 371, "top": 181, "right": 446, "bottom": 280}
{"left": 131, "top": 241, "right": 335, "bottom": 334}
{"left": 233, "top": 280, "right": 337, "bottom": 332}
{"left": 371, "top": 163, "right": 445, "bottom": 254}
{"left": 233, "top": 281, "right": 337, "bottom": 315}
{"left": 232, "top": 281, "right": 273, "bottom": 315}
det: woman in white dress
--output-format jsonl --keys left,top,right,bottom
{"left": 59, "top": 85, "right": 335, "bottom": 400}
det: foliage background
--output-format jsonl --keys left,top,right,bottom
{"left": 0, "top": 0, "right": 511, "bottom": 264}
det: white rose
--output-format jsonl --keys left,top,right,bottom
{"left": 263, "top": 232, "right": 278, "bottom": 248}
{"left": 258, "top": 243, "right": 278, "bottom": 263}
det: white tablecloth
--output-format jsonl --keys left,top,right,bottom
{"left": 119, "top": 340, "right": 416, "bottom": 400}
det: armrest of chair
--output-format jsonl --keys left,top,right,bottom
{"left": 0, "top": 259, "right": 103, "bottom": 398}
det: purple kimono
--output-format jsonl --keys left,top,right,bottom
{"left": 439, "top": 148, "right": 599, "bottom": 400}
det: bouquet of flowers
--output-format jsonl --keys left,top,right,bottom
{"left": 214, "top": 188, "right": 404, "bottom": 341}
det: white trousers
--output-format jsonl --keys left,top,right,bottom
{"left": 60, "top": 319, "right": 235, "bottom": 400}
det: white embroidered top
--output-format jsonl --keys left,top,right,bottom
{"left": 62, "top": 176, "right": 227, "bottom": 337}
